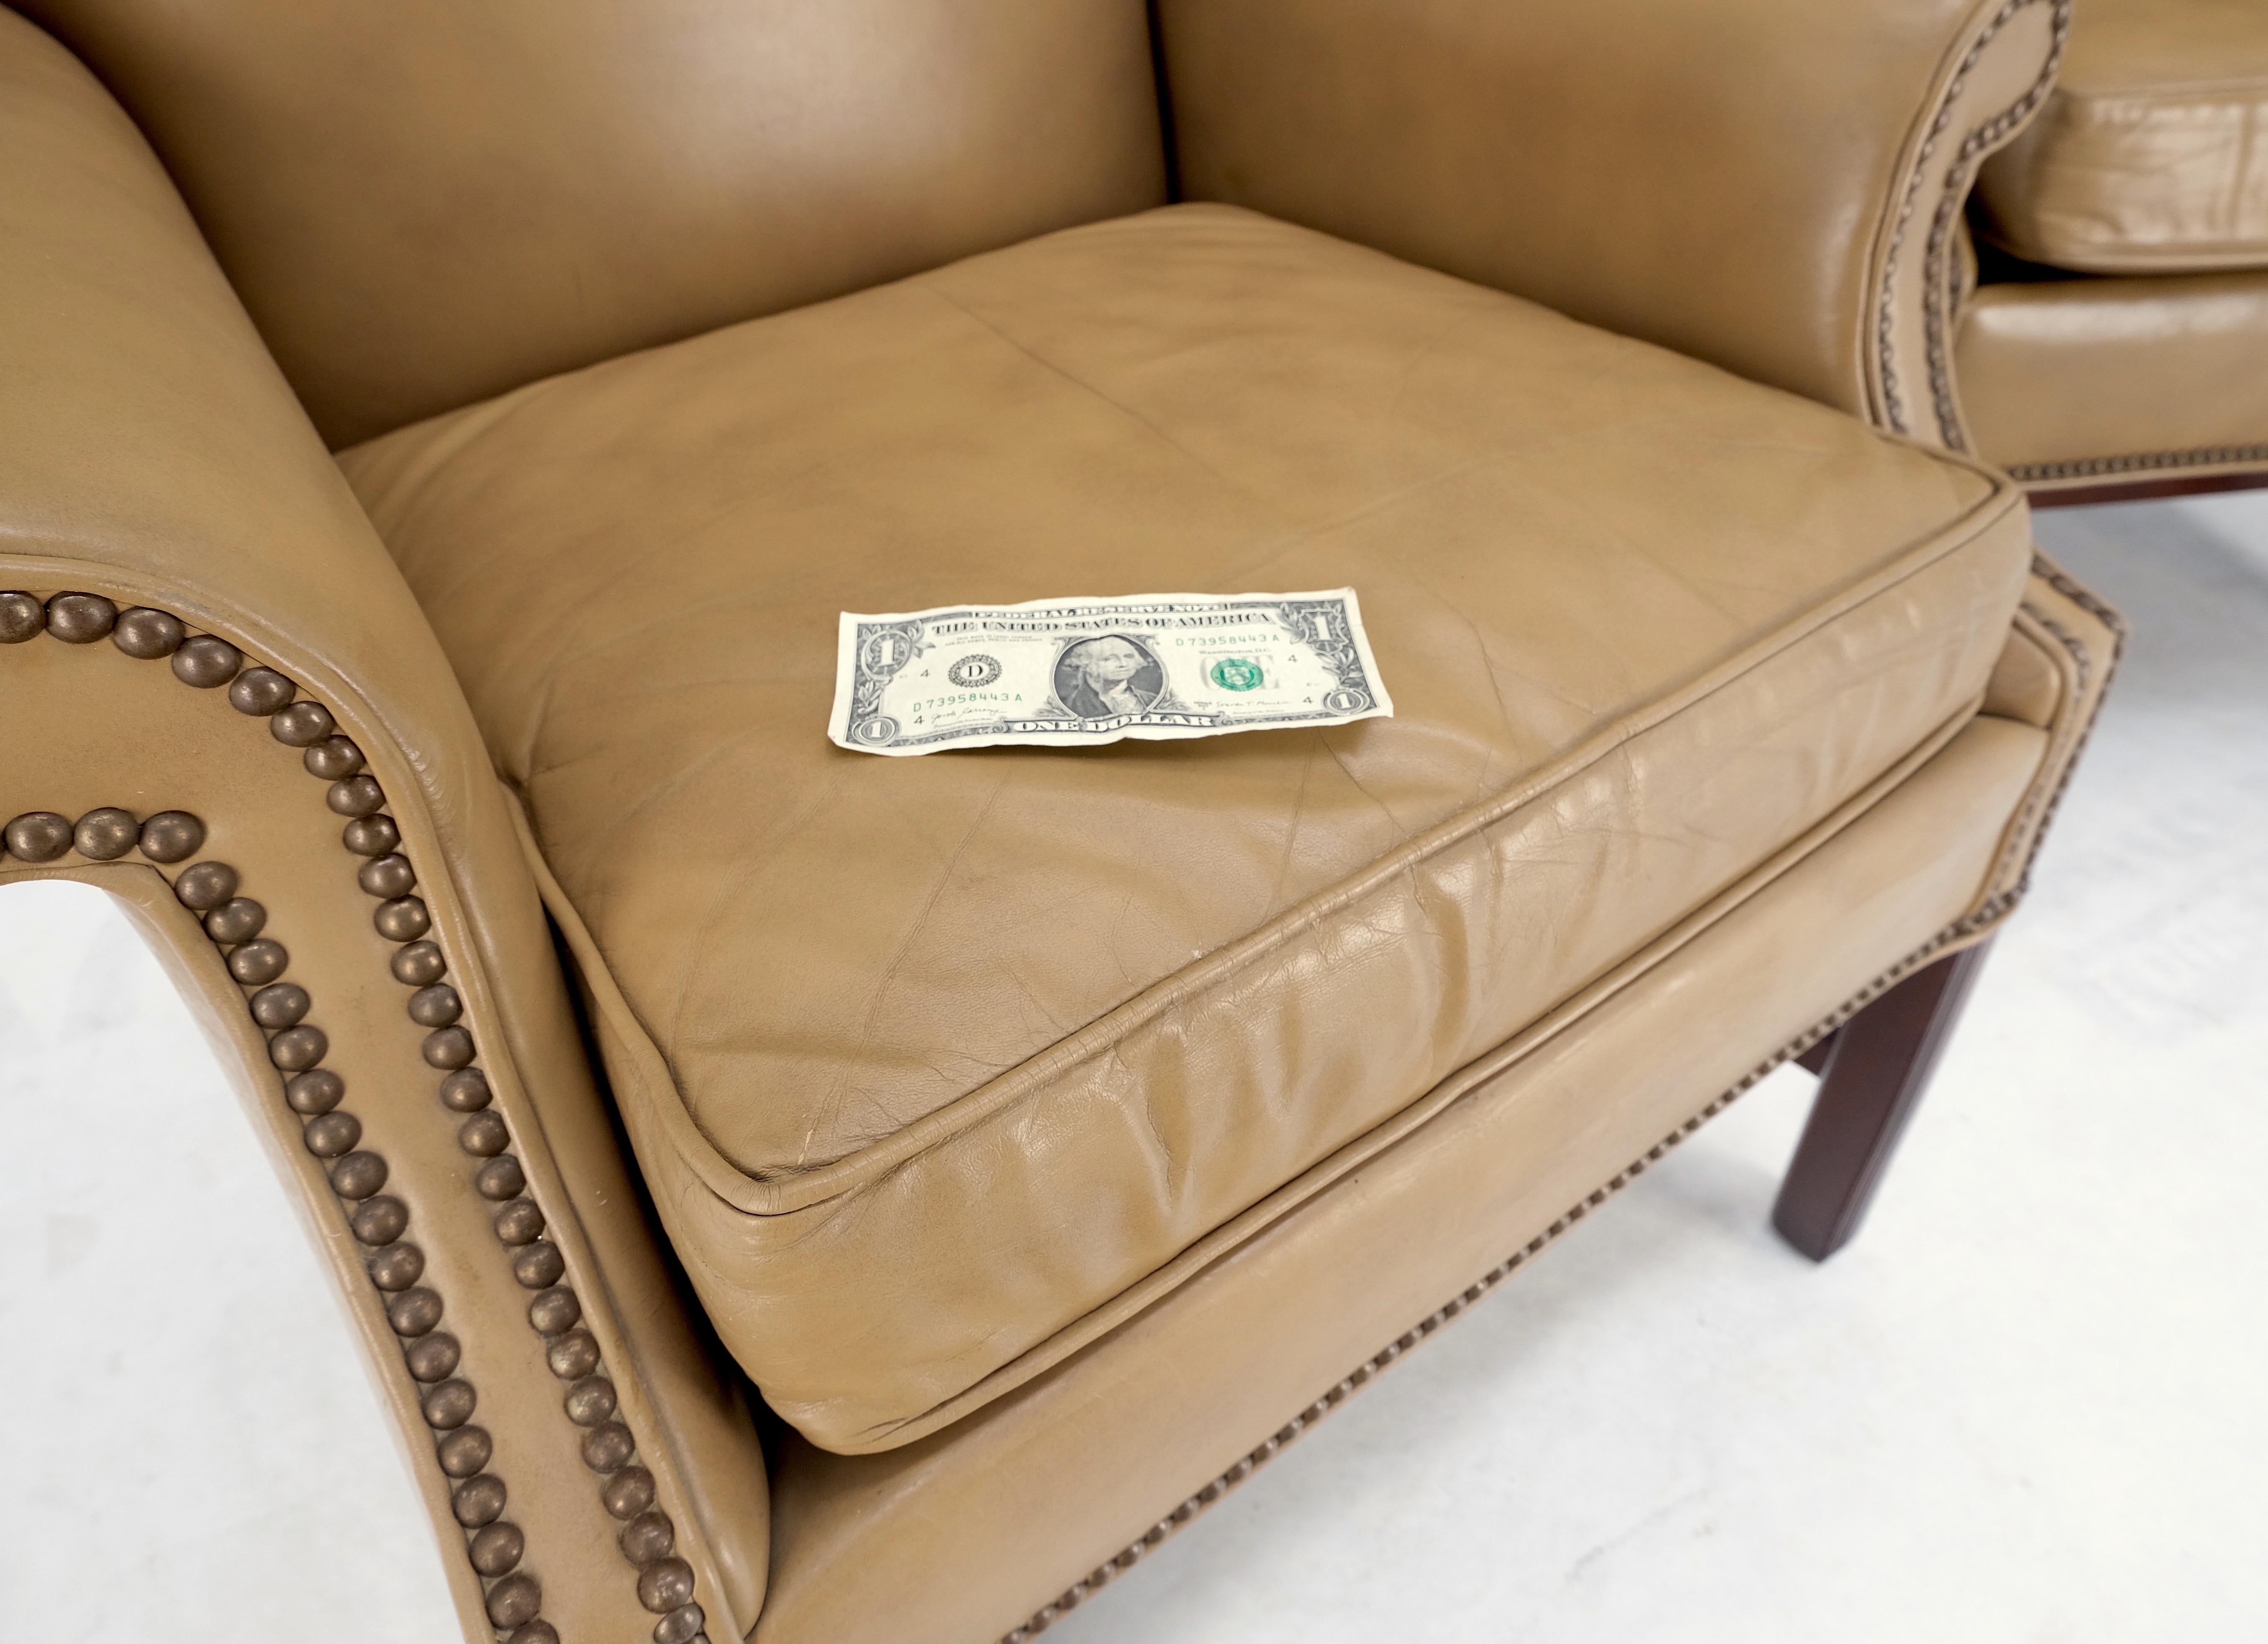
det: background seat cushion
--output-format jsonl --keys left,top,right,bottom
{"left": 1975, "top": 0, "right": 2268, "bottom": 273}
{"left": 341, "top": 204, "right": 2031, "bottom": 1450}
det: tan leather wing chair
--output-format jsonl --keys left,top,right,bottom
{"left": 0, "top": 3, "right": 2120, "bottom": 1640}
{"left": 1956, "top": 0, "right": 2268, "bottom": 503}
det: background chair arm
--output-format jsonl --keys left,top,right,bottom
{"left": 1157, "top": 0, "right": 2068, "bottom": 449}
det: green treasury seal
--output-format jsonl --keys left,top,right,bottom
{"left": 1208, "top": 656, "right": 1265, "bottom": 691}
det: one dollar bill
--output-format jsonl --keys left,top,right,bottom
{"left": 828, "top": 589, "right": 1393, "bottom": 755}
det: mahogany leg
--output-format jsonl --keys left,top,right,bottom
{"left": 1773, "top": 940, "right": 1994, "bottom": 1262}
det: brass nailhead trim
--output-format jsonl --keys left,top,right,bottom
{"left": 1874, "top": 0, "right": 2071, "bottom": 449}
{"left": 2, "top": 592, "right": 708, "bottom": 1644}
{"left": 2008, "top": 443, "right": 2268, "bottom": 484}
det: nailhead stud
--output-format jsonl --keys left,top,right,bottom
{"left": 328, "top": 775, "right": 386, "bottom": 818}
{"left": 495, "top": 1200, "right": 546, "bottom": 1247}
{"left": 581, "top": 1421, "right": 635, "bottom": 1473}
{"left": 470, "top": 1522, "right": 525, "bottom": 1577}
{"left": 250, "top": 982, "right": 311, "bottom": 1028}
{"left": 422, "top": 1378, "right": 477, "bottom": 1430}
{"left": 438, "top": 1068, "right": 491, "bottom": 1112}
{"left": 387, "top": 1287, "right": 445, "bottom": 1338}
{"left": 368, "top": 1244, "right": 426, "bottom": 1290}
{"left": 228, "top": 666, "right": 295, "bottom": 716}
{"left": 404, "top": 1333, "right": 461, "bottom": 1383}
{"left": 45, "top": 593, "right": 117, "bottom": 643}
{"left": 302, "top": 1112, "right": 362, "bottom": 1158}
{"left": 451, "top": 1474, "right": 508, "bottom": 1527}
{"left": 358, "top": 854, "right": 416, "bottom": 899}
{"left": 3, "top": 812, "right": 72, "bottom": 862}
{"left": 545, "top": 1329, "right": 599, "bottom": 1381}
{"left": 328, "top": 1150, "right": 387, "bottom": 1199}
{"left": 436, "top": 1425, "right": 492, "bottom": 1478}
{"left": 618, "top": 1510, "right": 674, "bottom": 1565}
{"left": 112, "top": 607, "right": 184, "bottom": 659}
{"left": 655, "top": 1603, "right": 706, "bottom": 1644}
{"left": 351, "top": 1195, "right": 408, "bottom": 1245}
{"left": 636, "top": 1557, "right": 696, "bottom": 1614}
{"left": 137, "top": 811, "right": 205, "bottom": 863}
{"left": 511, "top": 1241, "right": 565, "bottom": 1290}
{"left": 285, "top": 1068, "right": 344, "bottom": 1115}
{"left": 72, "top": 808, "right": 139, "bottom": 860}
{"left": 341, "top": 813, "right": 401, "bottom": 856}
{"left": 302, "top": 735, "right": 364, "bottom": 780}
{"left": 508, "top": 1623, "right": 559, "bottom": 1644}
{"left": 227, "top": 938, "right": 290, "bottom": 985}
{"left": 270, "top": 701, "right": 335, "bottom": 747}
{"left": 0, "top": 591, "right": 45, "bottom": 643}
{"left": 563, "top": 1376, "right": 617, "bottom": 1427}
{"left": 422, "top": 1025, "right": 474, "bottom": 1068}
{"left": 528, "top": 1287, "right": 581, "bottom": 1336}
{"left": 392, "top": 940, "right": 447, "bottom": 986}
{"left": 458, "top": 1111, "right": 510, "bottom": 1157}
{"left": 171, "top": 635, "right": 242, "bottom": 688}
{"left": 484, "top": 1573, "right": 542, "bottom": 1630}
{"left": 476, "top": 1156, "right": 527, "bottom": 1201}
{"left": 172, "top": 861, "right": 238, "bottom": 910}
{"left": 600, "top": 1467, "right": 656, "bottom": 1520}
{"left": 408, "top": 983, "right": 460, "bottom": 1026}
{"left": 203, "top": 897, "right": 266, "bottom": 943}
{"left": 373, "top": 896, "right": 430, "bottom": 941}
{"left": 268, "top": 1024, "right": 329, "bottom": 1071}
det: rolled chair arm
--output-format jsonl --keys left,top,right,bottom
{"left": 0, "top": 13, "right": 764, "bottom": 1640}
{"left": 1157, "top": 0, "right": 2069, "bottom": 449}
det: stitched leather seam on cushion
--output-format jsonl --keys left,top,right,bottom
{"left": 842, "top": 701, "right": 2024, "bottom": 1449}
{"left": 527, "top": 467, "right": 2024, "bottom": 1215}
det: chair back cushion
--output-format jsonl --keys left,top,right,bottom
{"left": 18, "top": 0, "right": 1165, "bottom": 445}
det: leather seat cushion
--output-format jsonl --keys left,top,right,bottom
{"left": 1975, "top": 0, "right": 2268, "bottom": 273}
{"left": 1956, "top": 269, "right": 2268, "bottom": 482}
{"left": 340, "top": 203, "right": 2032, "bottom": 1451}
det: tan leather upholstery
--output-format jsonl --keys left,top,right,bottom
{"left": 1975, "top": 0, "right": 2268, "bottom": 275}
{"left": 15, "top": 0, "right": 1165, "bottom": 448}
{"left": 1955, "top": 270, "right": 2268, "bottom": 484}
{"left": 759, "top": 675, "right": 2100, "bottom": 1644}
{"left": 344, "top": 203, "right": 2035, "bottom": 1453}
{"left": 1155, "top": 0, "right": 2067, "bottom": 450}
{"left": 0, "top": 12, "right": 770, "bottom": 1630}
{"left": 3, "top": 0, "right": 2130, "bottom": 1637}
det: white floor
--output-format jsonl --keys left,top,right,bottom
{"left": 5, "top": 493, "right": 2266, "bottom": 1641}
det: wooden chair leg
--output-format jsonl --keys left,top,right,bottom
{"left": 1772, "top": 940, "right": 1994, "bottom": 1262}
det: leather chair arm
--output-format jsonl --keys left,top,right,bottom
{"left": 1157, "top": 0, "right": 2069, "bottom": 449}
{"left": 0, "top": 14, "right": 767, "bottom": 1636}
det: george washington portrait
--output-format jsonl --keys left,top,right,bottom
{"left": 1054, "top": 633, "right": 1165, "bottom": 720}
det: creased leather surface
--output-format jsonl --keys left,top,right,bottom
{"left": 1975, "top": 0, "right": 2268, "bottom": 273}
{"left": 1956, "top": 270, "right": 2268, "bottom": 471}
{"left": 343, "top": 204, "right": 2031, "bottom": 1450}
{"left": 1154, "top": 0, "right": 2038, "bottom": 424}
{"left": 755, "top": 713, "right": 2052, "bottom": 1644}
{"left": 15, "top": 0, "right": 1165, "bottom": 447}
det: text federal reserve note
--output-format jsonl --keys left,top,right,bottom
{"left": 828, "top": 590, "right": 1392, "bottom": 755}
